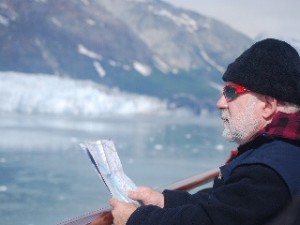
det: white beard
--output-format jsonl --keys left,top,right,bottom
{"left": 221, "top": 96, "right": 263, "bottom": 145}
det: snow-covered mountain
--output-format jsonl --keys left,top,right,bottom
{"left": 0, "top": 0, "right": 253, "bottom": 113}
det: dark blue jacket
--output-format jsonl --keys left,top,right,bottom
{"left": 127, "top": 135, "right": 300, "bottom": 225}
{"left": 221, "top": 136, "right": 300, "bottom": 198}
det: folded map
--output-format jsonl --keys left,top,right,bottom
{"left": 80, "top": 140, "right": 139, "bottom": 204}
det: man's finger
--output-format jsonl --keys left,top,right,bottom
{"left": 110, "top": 198, "right": 120, "bottom": 208}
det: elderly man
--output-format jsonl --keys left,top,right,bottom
{"left": 109, "top": 38, "right": 300, "bottom": 225}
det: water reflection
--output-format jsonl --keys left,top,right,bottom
{"left": 0, "top": 113, "right": 235, "bottom": 225}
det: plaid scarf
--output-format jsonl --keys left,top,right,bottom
{"left": 257, "top": 111, "right": 300, "bottom": 140}
{"left": 226, "top": 111, "right": 300, "bottom": 163}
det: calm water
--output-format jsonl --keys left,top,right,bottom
{"left": 0, "top": 113, "right": 235, "bottom": 225}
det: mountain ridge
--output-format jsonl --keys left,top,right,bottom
{"left": 0, "top": 0, "right": 253, "bottom": 113}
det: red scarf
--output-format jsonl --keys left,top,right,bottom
{"left": 257, "top": 111, "right": 300, "bottom": 140}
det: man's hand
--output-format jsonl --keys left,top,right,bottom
{"left": 109, "top": 186, "right": 164, "bottom": 225}
{"left": 128, "top": 186, "right": 164, "bottom": 207}
{"left": 110, "top": 198, "right": 138, "bottom": 225}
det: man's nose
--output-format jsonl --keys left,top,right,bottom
{"left": 217, "top": 95, "right": 228, "bottom": 109}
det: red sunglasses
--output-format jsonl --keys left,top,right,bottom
{"left": 223, "top": 83, "right": 250, "bottom": 102}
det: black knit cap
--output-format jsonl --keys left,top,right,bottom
{"left": 223, "top": 38, "right": 300, "bottom": 105}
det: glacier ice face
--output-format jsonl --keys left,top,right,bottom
{"left": 0, "top": 71, "right": 173, "bottom": 117}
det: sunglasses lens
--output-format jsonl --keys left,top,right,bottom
{"left": 224, "top": 86, "right": 237, "bottom": 101}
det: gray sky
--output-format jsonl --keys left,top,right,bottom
{"left": 164, "top": 0, "right": 300, "bottom": 41}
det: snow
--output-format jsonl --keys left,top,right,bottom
{"left": 50, "top": 17, "right": 62, "bottom": 27}
{"left": 78, "top": 44, "right": 102, "bottom": 61}
{"left": 86, "top": 18, "right": 96, "bottom": 26}
{"left": 93, "top": 61, "right": 106, "bottom": 77}
{"left": 148, "top": 7, "right": 198, "bottom": 33}
{"left": 109, "top": 60, "right": 119, "bottom": 67}
{"left": 0, "top": 15, "right": 9, "bottom": 26}
{"left": 154, "top": 56, "right": 170, "bottom": 74}
{"left": 0, "top": 71, "right": 177, "bottom": 117}
{"left": 133, "top": 61, "right": 152, "bottom": 76}
{"left": 200, "top": 50, "right": 225, "bottom": 74}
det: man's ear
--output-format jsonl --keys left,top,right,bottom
{"left": 260, "top": 96, "right": 278, "bottom": 119}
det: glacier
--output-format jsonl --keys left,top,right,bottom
{"left": 0, "top": 71, "right": 187, "bottom": 117}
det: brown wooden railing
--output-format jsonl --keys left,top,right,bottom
{"left": 59, "top": 168, "right": 219, "bottom": 225}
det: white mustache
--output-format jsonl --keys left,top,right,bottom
{"left": 220, "top": 110, "right": 229, "bottom": 121}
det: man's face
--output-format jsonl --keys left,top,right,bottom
{"left": 217, "top": 83, "right": 264, "bottom": 145}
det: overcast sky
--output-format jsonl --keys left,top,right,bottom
{"left": 164, "top": 0, "right": 300, "bottom": 41}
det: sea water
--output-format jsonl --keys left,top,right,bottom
{"left": 0, "top": 113, "right": 235, "bottom": 225}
